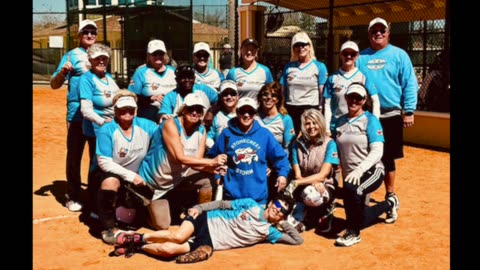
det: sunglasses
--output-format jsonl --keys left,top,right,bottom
{"left": 81, "top": 30, "right": 97, "bottom": 36}
{"left": 293, "top": 42, "right": 309, "bottom": 48}
{"left": 342, "top": 51, "right": 358, "bottom": 58}
{"left": 194, "top": 53, "right": 210, "bottom": 59}
{"left": 369, "top": 28, "right": 387, "bottom": 35}
{"left": 150, "top": 51, "right": 165, "bottom": 57}
{"left": 346, "top": 94, "right": 365, "bottom": 102}
{"left": 117, "top": 107, "right": 136, "bottom": 115}
{"left": 221, "top": 90, "right": 237, "bottom": 97}
{"left": 261, "top": 92, "right": 279, "bottom": 99}
{"left": 186, "top": 105, "right": 204, "bottom": 114}
{"left": 273, "top": 200, "right": 288, "bottom": 216}
{"left": 237, "top": 107, "right": 256, "bottom": 116}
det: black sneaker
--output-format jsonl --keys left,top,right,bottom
{"left": 385, "top": 194, "right": 400, "bottom": 224}
{"left": 317, "top": 212, "right": 334, "bottom": 233}
{"left": 335, "top": 230, "right": 361, "bottom": 247}
{"left": 317, "top": 202, "right": 335, "bottom": 233}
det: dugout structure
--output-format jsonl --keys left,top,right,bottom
{"left": 65, "top": 0, "right": 194, "bottom": 87}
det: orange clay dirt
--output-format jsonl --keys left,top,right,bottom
{"left": 33, "top": 85, "right": 450, "bottom": 270}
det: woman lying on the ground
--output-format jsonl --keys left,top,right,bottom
{"left": 111, "top": 193, "right": 303, "bottom": 263}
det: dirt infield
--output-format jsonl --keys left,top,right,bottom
{"left": 33, "top": 85, "right": 450, "bottom": 270}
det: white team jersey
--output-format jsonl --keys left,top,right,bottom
{"left": 96, "top": 117, "right": 158, "bottom": 181}
{"left": 207, "top": 198, "right": 282, "bottom": 250}
{"left": 79, "top": 71, "right": 120, "bottom": 136}
{"left": 226, "top": 63, "right": 273, "bottom": 99}
{"left": 334, "top": 111, "right": 384, "bottom": 175}
{"left": 138, "top": 117, "right": 205, "bottom": 199}
{"left": 257, "top": 113, "right": 295, "bottom": 151}
{"left": 281, "top": 60, "right": 328, "bottom": 106}
{"left": 324, "top": 68, "right": 366, "bottom": 119}
{"left": 128, "top": 65, "right": 177, "bottom": 108}
{"left": 206, "top": 110, "right": 236, "bottom": 148}
{"left": 195, "top": 68, "right": 224, "bottom": 91}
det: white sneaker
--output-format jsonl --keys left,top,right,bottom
{"left": 335, "top": 230, "right": 361, "bottom": 247}
{"left": 385, "top": 194, "right": 400, "bottom": 224}
{"left": 65, "top": 200, "right": 82, "bottom": 212}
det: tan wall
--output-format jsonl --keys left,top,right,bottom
{"left": 404, "top": 111, "right": 450, "bottom": 150}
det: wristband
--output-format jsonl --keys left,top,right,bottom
{"left": 405, "top": 112, "right": 414, "bottom": 116}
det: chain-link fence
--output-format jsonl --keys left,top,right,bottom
{"left": 33, "top": 1, "right": 449, "bottom": 113}
{"left": 261, "top": 2, "right": 449, "bottom": 113}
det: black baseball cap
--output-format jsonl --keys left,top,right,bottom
{"left": 241, "top": 38, "right": 259, "bottom": 48}
{"left": 175, "top": 65, "right": 195, "bottom": 78}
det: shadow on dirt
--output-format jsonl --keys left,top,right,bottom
{"left": 34, "top": 180, "right": 70, "bottom": 205}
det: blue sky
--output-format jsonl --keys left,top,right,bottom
{"left": 33, "top": 0, "right": 65, "bottom": 12}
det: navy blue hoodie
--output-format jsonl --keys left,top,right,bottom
{"left": 207, "top": 117, "right": 290, "bottom": 205}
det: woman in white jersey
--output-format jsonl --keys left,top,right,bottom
{"left": 128, "top": 39, "right": 177, "bottom": 122}
{"left": 79, "top": 43, "right": 120, "bottom": 213}
{"left": 93, "top": 90, "right": 158, "bottom": 245}
{"left": 332, "top": 83, "right": 399, "bottom": 247}
{"left": 50, "top": 19, "right": 97, "bottom": 212}
{"left": 256, "top": 81, "right": 295, "bottom": 202}
{"left": 226, "top": 38, "right": 273, "bottom": 99}
{"left": 256, "top": 81, "right": 295, "bottom": 154}
{"left": 137, "top": 93, "right": 227, "bottom": 230}
{"left": 280, "top": 31, "right": 329, "bottom": 134}
{"left": 111, "top": 193, "right": 302, "bottom": 263}
{"left": 192, "top": 42, "right": 224, "bottom": 92}
{"left": 205, "top": 80, "right": 239, "bottom": 150}
{"left": 323, "top": 40, "right": 380, "bottom": 135}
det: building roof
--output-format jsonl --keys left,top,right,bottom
{"left": 34, "top": 16, "right": 227, "bottom": 38}
{"left": 33, "top": 16, "right": 122, "bottom": 38}
{"left": 243, "top": 0, "right": 446, "bottom": 27}
{"left": 193, "top": 22, "right": 228, "bottom": 35}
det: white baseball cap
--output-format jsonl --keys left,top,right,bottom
{"left": 236, "top": 97, "right": 258, "bottom": 110}
{"left": 147, "top": 39, "right": 167, "bottom": 54}
{"left": 346, "top": 84, "right": 367, "bottom": 98}
{"left": 193, "top": 42, "right": 211, "bottom": 55}
{"left": 291, "top": 32, "right": 309, "bottom": 46}
{"left": 219, "top": 80, "right": 238, "bottom": 94}
{"left": 340, "top": 41, "right": 359, "bottom": 52}
{"left": 115, "top": 96, "right": 137, "bottom": 108}
{"left": 176, "top": 93, "right": 208, "bottom": 115}
{"left": 223, "top": 44, "right": 231, "bottom": 49}
{"left": 78, "top": 19, "right": 97, "bottom": 33}
{"left": 368, "top": 17, "right": 389, "bottom": 31}
{"left": 89, "top": 51, "right": 110, "bottom": 59}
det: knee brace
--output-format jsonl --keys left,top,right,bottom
{"left": 97, "top": 189, "right": 117, "bottom": 229}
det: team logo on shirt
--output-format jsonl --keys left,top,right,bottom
{"left": 233, "top": 147, "right": 258, "bottom": 165}
{"left": 332, "top": 152, "right": 338, "bottom": 158}
{"left": 366, "top": 59, "right": 386, "bottom": 70}
{"left": 151, "top": 82, "right": 158, "bottom": 90}
{"left": 334, "top": 84, "right": 344, "bottom": 92}
{"left": 118, "top": 147, "right": 128, "bottom": 158}
{"left": 104, "top": 90, "right": 112, "bottom": 98}
{"left": 237, "top": 79, "right": 246, "bottom": 87}
{"left": 377, "top": 129, "right": 383, "bottom": 136}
